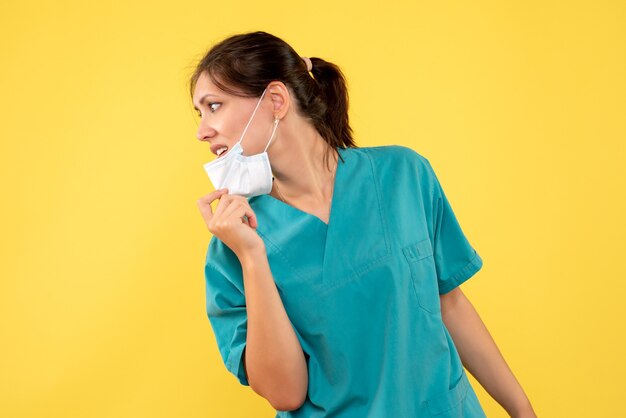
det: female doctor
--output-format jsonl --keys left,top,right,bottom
{"left": 192, "top": 31, "right": 537, "bottom": 418}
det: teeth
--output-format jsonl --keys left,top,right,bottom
{"left": 216, "top": 146, "right": 228, "bottom": 156}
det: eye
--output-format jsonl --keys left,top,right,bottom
{"left": 208, "top": 102, "right": 221, "bottom": 113}
{"left": 195, "top": 102, "right": 221, "bottom": 118}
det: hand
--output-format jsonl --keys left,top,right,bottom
{"left": 196, "top": 188, "right": 265, "bottom": 258}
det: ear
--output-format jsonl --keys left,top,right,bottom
{"left": 267, "top": 81, "right": 290, "bottom": 119}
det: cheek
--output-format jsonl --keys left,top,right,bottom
{"left": 220, "top": 110, "right": 249, "bottom": 138}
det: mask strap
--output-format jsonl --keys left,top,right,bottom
{"left": 263, "top": 117, "right": 280, "bottom": 153}
{"left": 237, "top": 87, "right": 268, "bottom": 146}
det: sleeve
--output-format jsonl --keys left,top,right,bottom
{"left": 204, "top": 261, "right": 250, "bottom": 386}
{"left": 425, "top": 159, "right": 484, "bottom": 294}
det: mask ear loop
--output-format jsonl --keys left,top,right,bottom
{"left": 237, "top": 87, "right": 269, "bottom": 147}
{"left": 264, "top": 117, "right": 280, "bottom": 153}
{"left": 220, "top": 91, "right": 277, "bottom": 193}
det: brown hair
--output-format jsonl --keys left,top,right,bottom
{"left": 188, "top": 31, "right": 357, "bottom": 168}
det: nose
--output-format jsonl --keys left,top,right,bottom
{"left": 196, "top": 119, "right": 217, "bottom": 142}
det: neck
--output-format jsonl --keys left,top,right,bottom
{"left": 267, "top": 115, "right": 338, "bottom": 205}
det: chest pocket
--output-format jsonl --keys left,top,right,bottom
{"left": 402, "top": 238, "right": 441, "bottom": 315}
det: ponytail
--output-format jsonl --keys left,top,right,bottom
{"left": 308, "top": 57, "right": 356, "bottom": 167}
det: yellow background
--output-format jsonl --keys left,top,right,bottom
{"left": 1, "top": 0, "right": 624, "bottom": 417}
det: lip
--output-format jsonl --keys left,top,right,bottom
{"left": 210, "top": 143, "right": 229, "bottom": 157}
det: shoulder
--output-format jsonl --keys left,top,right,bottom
{"left": 351, "top": 144, "right": 431, "bottom": 167}
{"left": 349, "top": 144, "right": 435, "bottom": 180}
{"left": 347, "top": 145, "right": 441, "bottom": 205}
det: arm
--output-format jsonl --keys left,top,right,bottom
{"left": 440, "top": 287, "right": 537, "bottom": 418}
{"left": 239, "top": 246, "right": 308, "bottom": 412}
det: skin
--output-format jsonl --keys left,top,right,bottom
{"left": 194, "top": 72, "right": 338, "bottom": 226}
{"left": 441, "top": 288, "right": 537, "bottom": 417}
{"left": 193, "top": 71, "right": 537, "bottom": 416}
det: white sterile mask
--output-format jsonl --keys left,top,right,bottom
{"left": 203, "top": 86, "right": 280, "bottom": 198}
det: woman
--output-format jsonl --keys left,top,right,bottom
{"left": 192, "top": 31, "right": 537, "bottom": 418}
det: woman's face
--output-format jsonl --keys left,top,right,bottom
{"left": 193, "top": 72, "right": 275, "bottom": 158}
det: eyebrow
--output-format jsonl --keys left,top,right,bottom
{"left": 193, "top": 94, "right": 219, "bottom": 111}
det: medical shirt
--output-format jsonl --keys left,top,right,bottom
{"left": 204, "top": 145, "right": 487, "bottom": 417}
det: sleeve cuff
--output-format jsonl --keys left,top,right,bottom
{"left": 226, "top": 341, "right": 250, "bottom": 386}
{"left": 438, "top": 250, "right": 483, "bottom": 295}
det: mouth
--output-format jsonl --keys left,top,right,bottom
{"left": 217, "top": 146, "right": 228, "bottom": 157}
{"left": 211, "top": 144, "right": 229, "bottom": 158}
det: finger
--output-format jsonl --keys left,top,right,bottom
{"left": 227, "top": 196, "right": 258, "bottom": 228}
{"left": 230, "top": 205, "right": 255, "bottom": 227}
{"left": 222, "top": 199, "right": 246, "bottom": 219}
{"left": 244, "top": 204, "right": 258, "bottom": 228}
{"left": 214, "top": 192, "right": 244, "bottom": 220}
{"left": 225, "top": 201, "right": 258, "bottom": 229}
{"left": 197, "top": 189, "right": 229, "bottom": 212}
{"left": 197, "top": 188, "right": 229, "bottom": 206}
{"left": 197, "top": 189, "right": 229, "bottom": 221}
